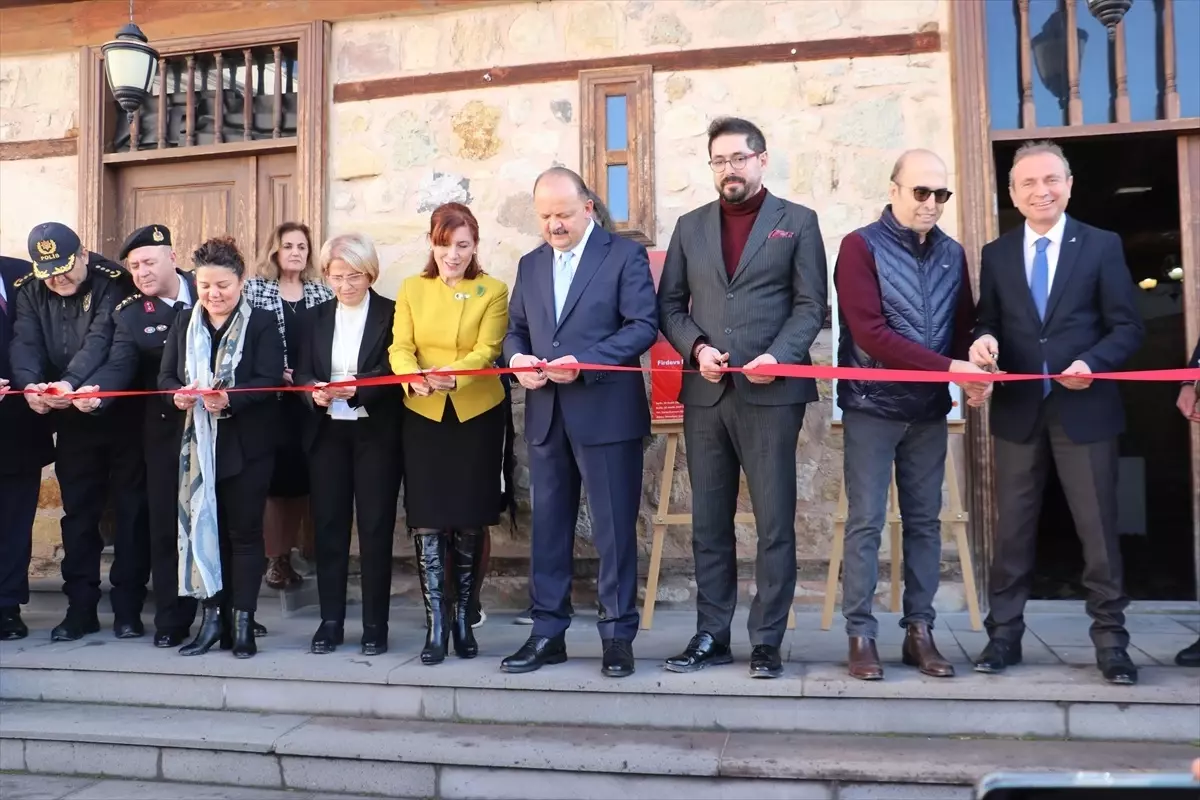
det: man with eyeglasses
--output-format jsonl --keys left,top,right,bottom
{"left": 832, "top": 149, "right": 990, "bottom": 681}
{"left": 658, "top": 116, "right": 827, "bottom": 679}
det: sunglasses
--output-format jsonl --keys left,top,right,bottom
{"left": 899, "top": 183, "right": 953, "bottom": 204}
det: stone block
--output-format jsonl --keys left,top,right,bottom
{"left": 332, "top": 143, "right": 384, "bottom": 181}
{"left": 335, "top": 30, "right": 399, "bottom": 79}
{"left": 280, "top": 756, "right": 435, "bottom": 797}
{"left": 645, "top": 12, "right": 692, "bottom": 47}
{"left": 565, "top": 4, "right": 619, "bottom": 53}
{"left": 0, "top": 669, "right": 225, "bottom": 711}
{"left": 417, "top": 172, "right": 473, "bottom": 213}
{"left": 451, "top": 100, "right": 503, "bottom": 161}
{"left": 838, "top": 784, "right": 971, "bottom": 800}
{"left": 834, "top": 98, "right": 905, "bottom": 149}
{"left": 1069, "top": 703, "right": 1200, "bottom": 743}
{"left": 508, "top": 10, "right": 556, "bottom": 57}
{"left": 223, "top": 678, "right": 425, "bottom": 719}
{"left": 22, "top": 741, "right": 159, "bottom": 780}
{"left": 0, "top": 739, "right": 24, "bottom": 771}
{"left": 0, "top": 773, "right": 96, "bottom": 800}
{"left": 400, "top": 25, "right": 440, "bottom": 72}
{"left": 161, "top": 748, "right": 282, "bottom": 788}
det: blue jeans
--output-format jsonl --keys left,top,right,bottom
{"left": 841, "top": 409, "right": 947, "bottom": 639}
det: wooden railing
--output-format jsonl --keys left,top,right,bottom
{"left": 111, "top": 42, "right": 299, "bottom": 152}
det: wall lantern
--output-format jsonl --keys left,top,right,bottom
{"left": 1031, "top": 10, "right": 1088, "bottom": 109}
{"left": 101, "top": 4, "right": 158, "bottom": 115}
{"left": 1086, "top": 0, "right": 1134, "bottom": 40}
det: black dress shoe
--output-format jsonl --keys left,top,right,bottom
{"left": 0, "top": 607, "right": 28, "bottom": 641}
{"left": 749, "top": 644, "right": 783, "bottom": 678}
{"left": 253, "top": 621, "right": 268, "bottom": 637}
{"left": 1097, "top": 647, "right": 1138, "bottom": 685}
{"left": 500, "top": 635, "right": 567, "bottom": 674}
{"left": 601, "top": 638, "right": 634, "bottom": 678}
{"left": 361, "top": 624, "right": 388, "bottom": 656}
{"left": 113, "top": 619, "right": 145, "bottom": 639}
{"left": 310, "top": 620, "right": 344, "bottom": 654}
{"left": 51, "top": 608, "right": 100, "bottom": 642}
{"left": 154, "top": 629, "right": 188, "bottom": 648}
{"left": 663, "top": 632, "right": 733, "bottom": 673}
{"left": 973, "top": 639, "right": 1022, "bottom": 674}
{"left": 1175, "top": 637, "right": 1200, "bottom": 667}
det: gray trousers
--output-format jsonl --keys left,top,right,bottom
{"left": 841, "top": 409, "right": 947, "bottom": 639}
{"left": 683, "top": 385, "right": 806, "bottom": 649}
{"left": 986, "top": 397, "right": 1129, "bottom": 649}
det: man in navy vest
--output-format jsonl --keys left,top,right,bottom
{"left": 833, "top": 149, "right": 990, "bottom": 681}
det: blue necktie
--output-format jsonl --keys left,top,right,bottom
{"left": 553, "top": 251, "right": 574, "bottom": 322}
{"left": 1031, "top": 236, "right": 1050, "bottom": 397}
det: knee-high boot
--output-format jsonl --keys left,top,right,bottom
{"left": 413, "top": 529, "right": 450, "bottom": 665}
{"left": 451, "top": 529, "right": 486, "bottom": 658}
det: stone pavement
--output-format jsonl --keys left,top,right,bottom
{"left": 0, "top": 773, "right": 375, "bottom": 800}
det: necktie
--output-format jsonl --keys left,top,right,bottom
{"left": 0, "top": 291, "right": 7, "bottom": 317}
{"left": 1031, "top": 236, "right": 1051, "bottom": 397}
{"left": 554, "top": 250, "right": 574, "bottom": 322}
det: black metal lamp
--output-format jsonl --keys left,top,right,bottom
{"left": 101, "top": 3, "right": 158, "bottom": 114}
{"left": 1086, "top": 0, "right": 1134, "bottom": 40}
{"left": 1032, "top": 9, "right": 1089, "bottom": 109}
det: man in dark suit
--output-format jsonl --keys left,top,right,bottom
{"left": 1174, "top": 336, "right": 1200, "bottom": 667}
{"left": 501, "top": 167, "right": 658, "bottom": 677}
{"left": 658, "top": 117, "right": 828, "bottom": 678}
{"left": 0, "top": 255, "right": 54, "bottom": 640}
{"left": 969, "top": 140, "right": 1144, "bottom": 685}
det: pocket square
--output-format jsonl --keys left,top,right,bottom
{"left": 768, "top": 229, "right": 795, "bottom": 239}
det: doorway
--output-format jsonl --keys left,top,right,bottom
{"left": 991, "top": 133, "right": 1194, "bottom": 600}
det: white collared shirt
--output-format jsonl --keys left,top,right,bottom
{"left": 159, "top": 276, "right": 191, "bottom": 308}
{"left": 552, "top": 218, "right": 595, "bottom": 321}
{"left": 1022, "top": 213, "right": 1067, "bottom": 289}
{"left": 329, "top": 293, "right": 370, "bottom": 419}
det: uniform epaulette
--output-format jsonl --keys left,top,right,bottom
{"left": 12, "top": 271, "right": 34, "bottom": 288}
{"left": 115, "top": 292, "right": 143, "bottom": 312}
{"left": 92, "top": 264, "right": 123, "bottom": 279}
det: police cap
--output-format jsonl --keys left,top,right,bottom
{"left": 27, "top": 222, "right": 82, "bottom": 280}
{"left": 119, "top": 224, "right": 172, "bottom": 260}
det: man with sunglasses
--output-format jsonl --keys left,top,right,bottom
{"left": 832, "top": 149, "right": 990, "bottom": 681}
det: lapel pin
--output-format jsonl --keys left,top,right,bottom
{"left": 1068, "top": 237, "right": 1076, "bottom": 243}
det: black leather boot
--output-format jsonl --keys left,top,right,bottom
{"left": 179, "top": 598, "right": 224, "bottom": 656}
{"left": 413, "top": 529, "right": 450, "bottom": 665}
{"left": 231, "top": 610, "right": 257, "bottom": 659}
{"left": 451, "top": 529, "right": 485, "bottom": 659}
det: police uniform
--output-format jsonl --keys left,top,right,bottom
{"left": 87, "top": 224, "right": 199, "bottom": 646}
{"left": 7, "top": 222, "right": 150, "bottom": 641}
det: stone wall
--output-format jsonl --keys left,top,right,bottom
{"left": 329, "top": 0, "right": 967, "bottom": 605}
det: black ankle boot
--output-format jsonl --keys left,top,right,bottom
{"left": 451, "top": 528, "right": 485, "bottom": 658}
{"left": 231, "top": 610, "right": 257, "bottom": 659}
{"left": 414, "top": 529, "right": 450, "bottom": 665}
{"left": 179, "top": 600, "right": 223, "bottom": 656}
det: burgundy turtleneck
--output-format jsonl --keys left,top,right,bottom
{"left": 719, "top": 186, "right": 767, "bottom": 279}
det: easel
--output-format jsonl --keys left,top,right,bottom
{"left": 641, "top": 420, "right": 797, "bottom": 631}
{"left": 819, "top": 425, "right": 982, "bottom": 631}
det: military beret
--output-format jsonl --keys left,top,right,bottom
{"left": 27, "top": 222, "right": 82, "bottom": 280}
{"left": 119, "top": 224, "right": 172, "bottom": 260}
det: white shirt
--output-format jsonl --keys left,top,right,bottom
{"left": 509, "top": 219, "right": 596, "bottom": 367}
{"left": 329, "top": 293, "right": 370, "bottom": 419}
{"left": 159, "top": 276, "right": 191, "bottom": 308}
{"left": 1022, "top": 213, "right": 1067, "bottom": 290}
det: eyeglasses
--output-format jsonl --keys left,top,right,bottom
{"left": 327, "top": 272, "right": 368, "bottom": 286}
{"left": 896, "top": 183, "right": 953, "bottom": 204}
{"left": 708, "top": 152, "right": 762, "bottom": 172}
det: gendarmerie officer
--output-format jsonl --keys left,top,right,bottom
{"left": 76, "top": 225, "right": 200, "bottom": 647}
{"left": 0, "top": 255, "right": 54, "bottom": 640}
{"left": 8, "top": 222, "right": 149, "bottom": 641}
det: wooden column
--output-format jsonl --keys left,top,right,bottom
{"left": 1178, "top": 135, "right": 1200, "bottom": 600}
{"left": 1018, "top": 0, "right": 1036, "bottom": 127}
{"left": 1064, "top": 0, "right": 1083, "bottom": 124}
{"left": 1113, "top": 20, "right": 1131, "bottom": 122}
{"left": 1163, "top": 0, "right": 1181, "bottom": 119}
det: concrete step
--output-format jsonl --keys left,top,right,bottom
{"left": 1, "top": 773, "right": 379, "bottom": 800}
{"left": 2, "top": 700, "right": 1197, "bottom": 800}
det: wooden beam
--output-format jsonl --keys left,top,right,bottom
{"left": 334, "top": 30, "right": 942, "bottom": 103}
{"left": 0, "top": 0, "right": 497, "bottom": 55}
{"left": 101, "top": 137, "right": 298, "bottom": 165}
{"left": 989, "top": 117, "right": 1200, "bottom": 141}
{"left": 0, "top": 136, "right": 77, "bottom": 161}
{"left": 1179, "top": 134, "right": 1200, "bottom": 600}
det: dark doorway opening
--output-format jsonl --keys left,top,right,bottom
{"left": 991, "top": 133, "right": 1193, "bottom": 601}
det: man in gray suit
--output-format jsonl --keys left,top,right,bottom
{"left": 658, "top": 117, "right": 828, "bottom": 678}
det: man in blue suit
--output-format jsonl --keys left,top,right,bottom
{"left": 969, "top": 140, "right": 1144, "bottom": 685}
{"left": 501, "top": 167, "right": 658, "bottom": 677}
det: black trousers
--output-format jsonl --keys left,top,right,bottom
{"left": 0, "top": 470, "right": 42, "bottom": 607}
{"left": 309, "top": 419, "right": 401, "bottom": 628}
{"left": 215, "top": 454, "right": 273, "bottom": 612}
{"left": 144, "top": 412, "right": 197, "bottom": 632}
{"left": 54, "top": 423, "right": 150, "bottom": 618}
{"left": 986, "top": 396, "right": 1129, "bottom": 649}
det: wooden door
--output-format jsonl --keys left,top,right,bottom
{"left": 115, "top": 152, "right": 296, "bottom": 273}
{"left": 1179, "top": 134, "right": 1200, "bottom": 599}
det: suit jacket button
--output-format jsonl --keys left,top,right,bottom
{"left": 552, "top": 340, "right": 560, "bottom": 347}
{"left": 1039, "top": 338, "right": 1047, "bottom": 343}
{"left": 724, "top": 328, "right": 732, "bottom": 334}
{"left": 726, "top": 293, "right": 733, "bottom": 299}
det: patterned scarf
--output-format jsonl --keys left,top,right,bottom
{"left": 177, "top": 297, "right": 253, "bottom": 599}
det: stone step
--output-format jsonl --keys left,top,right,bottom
{"left": 1, "top": 700, "right": 1197, "bottom": 800}
{"left": 1, "top": 773, "right": 380, "bottom": 800}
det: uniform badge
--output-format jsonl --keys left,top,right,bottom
{"left": 156, "top": 324, "right": 167, "bottom": 331}
{"left": 144, "top": 300, "right": 155, "bottom": 313}
{"left": 144, "top": 326, "right": 156, "bottom": 334}
{"left": 36, "top": 239, "right": 57, "bottom": 259}
{"left": 152, "top": 227, "right": 165, "bottom": 242}
{"left": 82, "top": 291, "right": 92, "bottom": 313}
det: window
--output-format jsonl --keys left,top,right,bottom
{"left": 579, "top": 65, "right": 655, "bottom": 246}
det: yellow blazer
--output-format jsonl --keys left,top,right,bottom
{"left": 388, "top": 273, "right": 509, "bottom": 422}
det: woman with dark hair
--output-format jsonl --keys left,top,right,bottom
{"left": 388, "top": 202, "right": 508, "bottom": 664}
{"left": 244, "top": 222, "right": 334, "bottom": 591}
{"left": 159, "top": 236, "right": 284, "bottom": 658}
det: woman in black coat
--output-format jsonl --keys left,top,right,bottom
{"left": 159, "top": 236, "right": 284, "bottom": 658}
{"left": 294, "top": 233, "right": 404, "bottom": 655}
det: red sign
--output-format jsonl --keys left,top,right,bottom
{"left": 646, "top": 251, "right": 684, "bottom": 421}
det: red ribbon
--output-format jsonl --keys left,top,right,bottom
{"left": 2, "top": 362, "right": 1197, "bottom": 401}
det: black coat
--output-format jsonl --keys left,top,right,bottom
{"left": 0, "top": 256, "right": 53, "bottom": 475}
{"left": 158, "top": 306, "right": 285, "bottom": 480}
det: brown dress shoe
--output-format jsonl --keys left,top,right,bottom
{"left": 901, "top": 623, "right": 955, "bottom": 677}
{"left": 848, "top": 636, "right": 884, "bottom": 680}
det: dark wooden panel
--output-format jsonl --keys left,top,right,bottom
{"left": 0, "top": 136, "right": 77, "bottom": 160}
{"left": 334, "top": 31, "right": 943, "bottom": 103}
{"left": 990, "top": 118, "right": 1200, "bottom": 142}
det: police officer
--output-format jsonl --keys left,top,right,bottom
{"left": 8, "top": 222, "right": 149, "bottom": 641}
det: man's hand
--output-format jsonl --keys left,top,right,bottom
{"left": 696, "top": 345, "right": 728, "bottom": 384}
{"left": 511, "top": 354, "right": 548, "bottom": 391}
{"left": 1178, "top": 383, "right": 1200, "bottom": 423}
{"left": 282, "top": 368, "right": 294, "bottom": 385}
{"left": 743, "top": 353, "right": 778, "bottom": 385}
{"left": 544, "top": 355, "right": 580, "bottom": 384}
{"left": 42, "top": 381, "right": 74, "bottom": 410}
{"left": 969, "top": 335, "right": 999, "bottom": 370}
{"left": 312, "top": 382, "right": 334, "bottom": 407}
{"left": 71, "top": 385, "right": 102, "bottom": 413}
{"left": 425, "top": 367, "right": 457, "bottom": 391}
{"left": 0, "top": 378, "right": 7, "bottom": 404}
{"left": 174, "top": 380, "right": 199, "bottom": 410}
{"left": 1055, "top": 359, "right": 1093, "bottom": 390}
{"left": 949, "top": 359, "right": 994, "bottom": 407}
{"left": 24, "top": 384, "right": 50, "bottom": 415}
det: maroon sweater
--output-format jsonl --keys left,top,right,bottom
{"left": 720, "top": 187, "right": 767, "bottom": 278}
{"left": 834, "top": 232, "right": 975, "bottom": 371}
